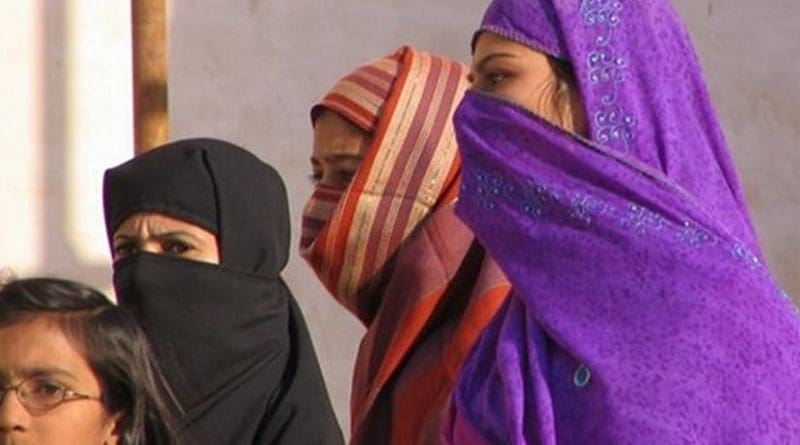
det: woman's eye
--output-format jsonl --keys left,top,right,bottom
{"left": 490, "top": 73, "right": 506, "bottom": 83}
{"left": 476, "top": 70, "right": 512, "bottom": 91}
{"left": 163, "top": 240, "right": 192, "bottom": 256}
{"left": 340, "top": 170, "right": 356, "bottom": 185}
{"left": 488, "top": 71, "right": 511, "bottom": 85}
{"left": 113, "top": 242, "right": 138, "bottom": 259}
{"left": 26, "top": 379, "right": 64, "bottom": 398}
{"left": 314, "top": 167, "right": 357, "bottom": 188}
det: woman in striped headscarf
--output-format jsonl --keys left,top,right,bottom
{"left": 300, "top": 47, "right": 511, "bottom": 444}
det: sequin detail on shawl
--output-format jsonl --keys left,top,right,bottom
{"left": 581, "top": 0, "right": 636, "bottom": 150}
{"left": 463, "top": 167, "right": 789, "bottom": 285}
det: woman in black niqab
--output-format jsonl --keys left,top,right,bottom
{"left": 103, "top": 138, "right": 343, "bottom": 444}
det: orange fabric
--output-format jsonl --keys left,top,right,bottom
{"left": 301, "top": 47, "right": 511, "bottom": 444}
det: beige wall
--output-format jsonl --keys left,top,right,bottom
{"left": 2, "top": 0, "right": 798, "bottom": 437}
{"left": 0, "top": 1, "right": 131, "bottom": 290}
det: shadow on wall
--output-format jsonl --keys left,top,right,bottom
{"left": 40, "top": 1, "right": 110, "bottom": 287}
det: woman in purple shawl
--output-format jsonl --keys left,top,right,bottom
{"left": 445, "top": 0, "right": 800, "bottom": 443}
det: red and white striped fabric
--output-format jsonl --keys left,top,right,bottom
{"left": 300, "top": 46, "right": 510, "bottom": 445}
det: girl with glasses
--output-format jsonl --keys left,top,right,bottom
{"left": 0, "top": 278, "right": 176, "bottom": 445}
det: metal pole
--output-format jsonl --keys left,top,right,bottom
{"left": 131, "top": 0, "right": 168, "bottom": 154}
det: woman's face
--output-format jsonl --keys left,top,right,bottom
{"left": 0, "top": 317, "right": 120, "bottom": 445}
{"left": 112, "top": 212, "right": 220, "bottom": 264}
{"left": 311, "top": 110, "right": 372, "bottom": 189}
{"left": 471, "top": 31, "right": 566, "bottom": 124}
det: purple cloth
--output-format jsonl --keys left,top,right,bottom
{"left": 446, "top": 0, "right": 800, "bottom": 443}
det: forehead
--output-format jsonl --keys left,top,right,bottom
{"left": 474, "top": 32, "right": 523, "bottom": 54}
{"left": 114, "top": 211, "right": 206, "bottom": 235}
{"left": 0, "top": 317, "right": 93, "bottom": 382}
{"left": 312, "top": 110, "right": 371, "bottom": 157}
{"left": 472, "top": 31, "right": 547, "bottom": 63}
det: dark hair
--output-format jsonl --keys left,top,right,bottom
{"left": 546, "top": 56, "right": 587, "bottom": 135}
{"left": 0, "top": 278, "right": 178, "bottom": 445}
{"left": 549, "top": 57, "right": 577, "bottom": 91}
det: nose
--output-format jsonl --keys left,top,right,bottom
{"left": 138, "top": 240, "right": 165, "bottom": 255}
{"left": 0, "top": 388, "right": 29, "bottom": 433}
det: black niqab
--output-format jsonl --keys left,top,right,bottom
{"left": 104, "top": 138, "right": 343, "bottom": 444}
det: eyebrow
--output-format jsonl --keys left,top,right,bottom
{"left": 113, "top": 233, "right": 137, "bottom": 242}
{"left": 474, "top": 52, "right": 517, "bottom": 74}
{"left": 17, "top": 366, "right": 79, "bottom": 382}
{"left": 113, "top": 230, "right": 203, "bottom": 244}
{"left": 153, "top": 230, "right": 203, "bottom": 242}
{"left": 311, "top": 154, "right": 365, "bottom": 164}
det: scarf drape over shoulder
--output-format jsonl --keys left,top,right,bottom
{"left": 104, "top": 138, "right": 343, "bottom": 444}
{"left": 446, "top": 1, "right": 800, "bottom": 444}
{"left": 301, "top": 47, "right": 510, "bottom": 444}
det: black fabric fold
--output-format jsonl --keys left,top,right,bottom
{"left": 104, "top": 138, "right": 343, "bottom": 444}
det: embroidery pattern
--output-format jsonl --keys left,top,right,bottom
{"left": 580, "top": 0, "right": 636, "bottom": 150}
{"left": 466, "top": 168, "right": 769, "bottom": 276}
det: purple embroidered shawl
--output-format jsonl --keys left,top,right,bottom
{"left": 446, "top": 0, "right": 800, "bottom": 443}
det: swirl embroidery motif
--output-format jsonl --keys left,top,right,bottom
{"left": 580, "top": 0, "right": 636, "bottom": 151}
{"left": 466, "top": 168, "right": 800, "bottom": 314}
{"left": 465, "top": 168, "right": 776, "bottom": 283}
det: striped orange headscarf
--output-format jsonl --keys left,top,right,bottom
{"left": 301, "top": 47, "right": 510, "bottom": 444}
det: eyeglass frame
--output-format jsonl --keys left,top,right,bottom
{"left": 0, "top": 376, "right": 102, "bottom": 412}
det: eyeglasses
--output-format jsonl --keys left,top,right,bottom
{"left": 0, "top": 377, "right": 101, "bottom": 412}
